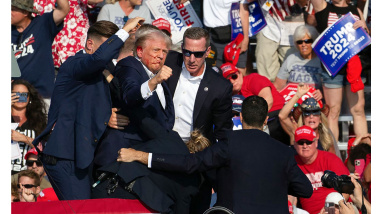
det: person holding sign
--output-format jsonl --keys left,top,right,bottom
{"left": 203, "top": 0, "right": 250, "bottom": 76}
{"left": 274, "top": 25, "right": 323, "bottom": 101}
{"left": 279, "top": 84, "right": 337, "bottom": 155}
{"left": 311, "top": 0, "right": 370, "bottom": 144}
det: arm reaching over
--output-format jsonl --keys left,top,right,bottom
{"left": 53, "top": 0, "right": 70, "bottom": 26}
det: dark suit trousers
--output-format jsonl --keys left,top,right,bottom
{"left": 43, "top": 158, "right": 93, "bottom": 200}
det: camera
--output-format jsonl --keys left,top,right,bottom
{"left": 321, "top": 170, "right": 355, "bottom": 194}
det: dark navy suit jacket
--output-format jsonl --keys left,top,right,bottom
{"left": 151, "top": 129, "right": 313, "bottom": 214}
{"left": 93, "top": 56, "right": 175, "bottom": 168}
{"left": 32, "top": 34, "right": 123, "bottom": 169}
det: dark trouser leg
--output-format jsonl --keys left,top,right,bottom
{"left": 43, "top": 158, "right": 92, "bottom": 200}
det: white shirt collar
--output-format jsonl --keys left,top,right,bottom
{"left": 181, "top": 62, "right": 206, "bottom": 81}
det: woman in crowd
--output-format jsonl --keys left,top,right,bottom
{"left": 311, "top": 0, "right": 370, "bottom": 143}
{"left": 11, "top": 79, "right": 47, "bottom": 174}
{"left": 97, "top": 0, "right": 153, "bottom": 29}
{"left": 279, "top": 84, "right": 336, "bottom": 154}
{"left": 273, "top": 24, "right": 323, "bottom": 101}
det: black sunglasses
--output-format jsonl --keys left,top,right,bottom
{"left": 296, "top": 39, "right": 313, "bottom": 45}
{"left": 296, "top": 139, "right": 314, "bottom": 145}
{"left": 182, "top": 48, "right": 207, "bottom": 58}
{"left": 26, "top": 160, "right": 43, "bottom": 167}
{"left": 229, "top": 73, "right": 238, "bottom": 80}
{"left": 302, "top": 110, "right": 321, "bottom": 117}
{"left": 17, "top": 183, "right": 37, "bottom": 189}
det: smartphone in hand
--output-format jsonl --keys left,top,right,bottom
{"left": 16, "top": 92, "right": 28, "bottom": 103}
{"left": 355, "top": 159, "right": 365, "bottom": 177}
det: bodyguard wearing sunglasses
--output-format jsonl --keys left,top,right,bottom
{"left": 293, "top": 125, "right": 350, "bottom": 214}
{"left": 164, "top": 27, "right": 233, "bottom": 213}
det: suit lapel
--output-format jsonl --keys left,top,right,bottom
{"left": 193, "top": 68, "right": 211, "bottom": 124}
{"left": 166, "top": 52, "right": 183, "bottom": 95}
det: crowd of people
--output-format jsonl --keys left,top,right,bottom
{"left": 11, "top": 0, "right": 371, "bottom": 213}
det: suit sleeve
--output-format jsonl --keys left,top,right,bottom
{"left": 212, "top": 81, "right": 233, "bottom": 142}
{"left": 286, "top": 154, "right": 313, "bottom": 198}
{"left": 71, "top": 35, "right": 124, "bottom": 81}
{"left": 116, "top": 63, "right": 147, "bottom": 108}
{"left": 151, "top": 139, "right": 230, "bottom": 173}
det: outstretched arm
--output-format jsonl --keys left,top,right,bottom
{"left": 258, "top": 87, "right": 274, "bottom": 110}
{"left": 310, "top": 0, "right": 327, "bottom": 13}
{"left": 237, "top": 3, "right": 250, "bottom": 53}
{"left": 53, "top": 0, "right": 70, "bottom": 26}
{"left": 117, "top": 140, "right": 230, "bottom": 173}
{"left": 278, "top": 84, "right": 310, "bottom": 138}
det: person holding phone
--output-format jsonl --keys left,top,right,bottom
{"left": 11, "top": 79, "right": 47, "bottom": 175}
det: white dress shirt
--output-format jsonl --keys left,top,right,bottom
{"left": 172, "top": 63, "right": 206, "bottom": 142}
{"left": 139, "top": 58, "right": 166, "bottom": 109}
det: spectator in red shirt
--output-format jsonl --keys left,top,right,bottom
{"left": 221, "top": 62, "right": 289, "bottom": 145}
{"left": 294, "top": 126, "right": 350, "bottom": 214}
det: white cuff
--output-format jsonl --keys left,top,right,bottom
{"left": 148, "top": 153, "right": 152, "bottom": 168}
{"left": 141, "top": 80, "right": 155, "bottom": 100}
{"left": 115, "top": 29, "right": 130, "bottom": 42}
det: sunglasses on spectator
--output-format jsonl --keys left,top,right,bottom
{"left": 302, "top": 110, "right": 321, "bottom": 117}
{"left": 296, "top": 39, "right": 313, "bottom": 45}
{"left": 228, "top": 73, "right": 238, "bottom": 80}
{"left": 296, "top": 139, "right": 314, "bottom": 145}
{"left": 26, "top": 160, "right": 43, "bottom": 167}
{"left": 182, "top": 48, "right": 207, "bottom": 58}
{"left": 17, "top": 184, "right": 37, "bottom": 189}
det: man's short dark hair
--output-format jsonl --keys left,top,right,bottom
{"left": 183, "top": 27, "right": 210, "bottom": 48}
{"left": 349, "top": 143, "right": 371, "bottom": 166}
{"left": 18, "top": 170, "right": 41, "bottom": 187}
{"left": 87, "top": 21, "right": 119, "bottom": 41}
{"left": 241, "top": 96, "right": 268, "bottom": 128}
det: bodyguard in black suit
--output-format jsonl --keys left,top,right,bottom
{"left": 93, "top": 27, "right": 175, "bottom": 170}
{"left": 164, "top": 36, "right": 232, "bottom": 144}
{"left": 164, "top": 27, "right": 233, "bottom": 213}
{"left": 118, "top": 96, "right": 313, "bottom": 214}
{"left": 31, "top": 18, "right": 145, "bottom": 200}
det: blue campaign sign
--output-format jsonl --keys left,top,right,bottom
{"left": 247, "top": 1, "right": 267, "bottom": 37}
{"left": 230, "top": 1, "right": 267, "bottom": 40}
{"left": 232, "top": 116, "right": 242, "bottom": 130}
{"left": 312, "top": 12, "right": 371, "bottom": 77}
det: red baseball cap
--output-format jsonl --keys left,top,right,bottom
{"left": 223, "top": 33, "right": 244, "bottom": 65}
{"left": 152, "top": 18, "right": 171, "bottom": 34}
{"left": 221, "top": 62, "right": 238, "bottom": 79}
{"left": 24, "top": 148, "right": 38, "bottom": 160}
{"left": 294, "top": 126, "right": 316, "bottom": 143}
